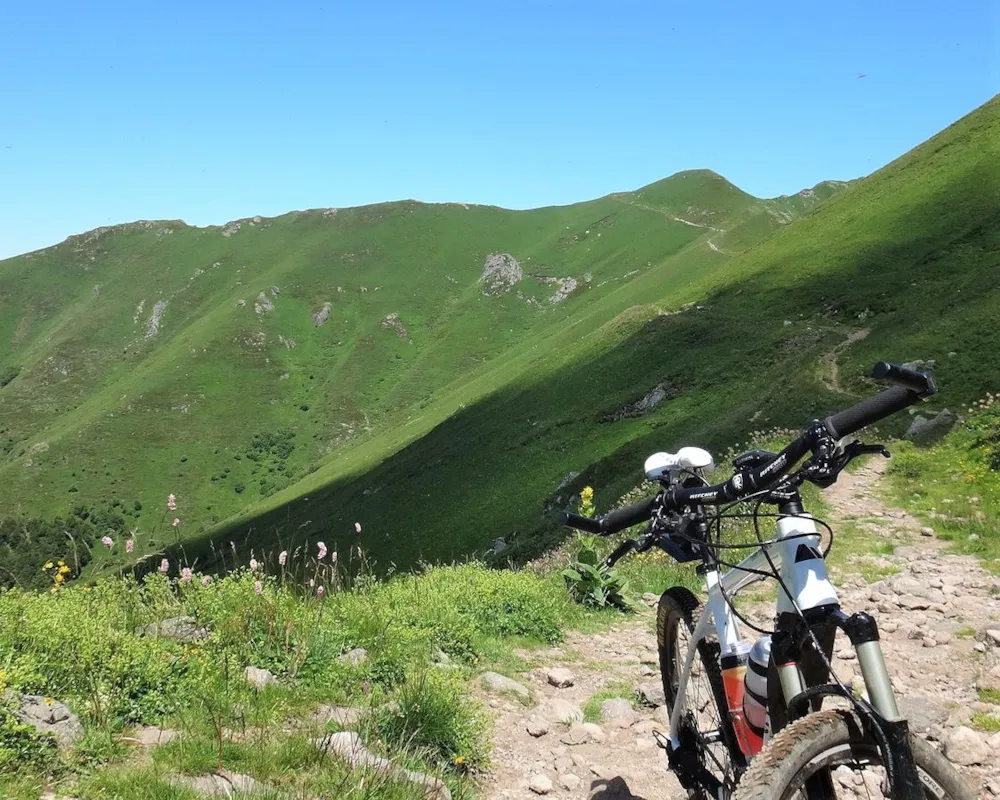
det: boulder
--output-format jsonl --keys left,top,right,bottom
{"left": 546, "top": 668, "right": 575, "bottom": 688}
{"left": 636, "top": 681, "right": 666, "bottom": 707}
{"left": 7, "top": 692, "right": 83, "bottom": 747}
{"left": 599, "top": 698, "right": 637, "bottom": 729}
{"left": 337, "top": 647, "right": 370, "bottom": 667}
{"left": 244, "top": 666, "right": 277, "bottom": 688}
{"left": 944, "top": 726, "right": 990, "bottom": 766}
{"left": 536, "top": 697, "right": 584, "bottom": 724}
{"left": 480, "top": 671, "right": 531, "bottom": 700}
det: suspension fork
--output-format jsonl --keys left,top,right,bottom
{"left": 776, "top": 608, "right": 923, "bottom": 799}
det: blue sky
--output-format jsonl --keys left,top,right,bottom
{"left": 1, "top": 1, "right": 997, "bottom": 260}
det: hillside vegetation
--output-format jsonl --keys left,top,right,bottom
{"left": 182, "top": 94, "right": 1000, "bottom": 575}
{"left": 1, "top": 163, "right": 845, "bottom": 584}
{"left": 1, "top": 97, "right": 998, "bottom": 587}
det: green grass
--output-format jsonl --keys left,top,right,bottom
{"left": 979, "top": 688, "right": 1000, "bottom": 705}
{"left": 883, "top": 396, "right": 1000, "bottom": 572}
{"left": 0, "top": 558, "right": 592, "bottom": 798}
{"left": 972, "top": 713, "right": 1000, "bottom": 733}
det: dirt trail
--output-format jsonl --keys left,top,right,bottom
{"left": 820, "top": 328, "right": 870, "bottom": 394}
{"left": 479, "top": 459, "right": 1000, "bottom": 798}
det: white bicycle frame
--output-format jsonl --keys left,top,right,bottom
{"left": 667, "top": 511, "right": 839, "bottom": 750}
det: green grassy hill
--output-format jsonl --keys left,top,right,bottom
{"left": 2, "top": 95, "right": 998, "bottom": 585}
{"left": 178, "top": 94, "right": 998, "bottom": 575}
{"left": 0, "top": 167, "right": 846, "bottom": 584}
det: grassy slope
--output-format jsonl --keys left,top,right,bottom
{"left": 176, "top": 95, "right": 1000, "bottom": 573}
{"left": 0, "top": 170, "right": 838, "bottom": 574}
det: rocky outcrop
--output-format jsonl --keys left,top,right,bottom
{"left": 380, "top": 312, "right": 410, "bottom": 340}
{"left": 5, "top": 692, "right": 83, "bottom": 747}
{"left": 145, "top": 300, "right": 168, "bottom": 339}
{"left": 600, "top": 382, "right": 677, "bottom": 422}
{"left": 254, "top": 292, "right": 274, "bottom": 315}
{"left": 480, "top": 253, "right": 523, "bottom": 295}
{"left": 313, "top": 302, "right": 332, "bottom": 326}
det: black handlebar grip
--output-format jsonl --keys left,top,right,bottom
{"left": 824, "top": 385, "right": 916, "bottom": 440}
{"left": 872, "top": 361, "right": 937, "bottom": 396}
{"left": 558, "top": 511, "right": 604, "bottom": 534}
{"left": 598, "top": 497, "right": 656, "bottom": 534}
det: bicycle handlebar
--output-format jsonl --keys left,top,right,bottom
{"left": 559, "top": 361, "right": 936, "bottom": 532}
{"left": 558, "top": 497, "right": 656, "bottom": 536}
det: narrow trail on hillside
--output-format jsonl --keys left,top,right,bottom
{"left": 623, "top": 200, "right": 730, "bottom": 256}
{"left": 820, "top": 328, "right": 870, "bottom": 395}
{"left": 478, "top": 458, "right": 1000, "bottom": 798}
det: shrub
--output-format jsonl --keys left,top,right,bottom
{"left": 562, "top": 544, "right": 636, "bottom": 612}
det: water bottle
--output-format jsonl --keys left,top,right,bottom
{"left": 719, "top": 640, "right": 754, "bottom": 757}
{"left": 742, "top": 635, "right": 771, "bottom": 756}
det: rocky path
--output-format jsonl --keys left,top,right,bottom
{"left": 479, "top": 458, "right": 1000, "bottom": 798}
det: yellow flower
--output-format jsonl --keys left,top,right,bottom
{"left": 581, "top": 486, "right": 594, "bottom": 500}
{"left": 57, "top": 560, "right": 65, "bottom": 567}
{"left": 43, "top": 561, "right": 54, "bottom": 570}
{"left": 54, "top": 573, "right": 65, "bottom": 584}
{"left": 454, "top": 756, "right": 465, "bottom": 765}
{"left": 58, "top": 565, "right": 70, "bottom": 575}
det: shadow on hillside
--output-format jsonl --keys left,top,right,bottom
{"left": 165, "top": 166, "right": 1000, "bottom": 580}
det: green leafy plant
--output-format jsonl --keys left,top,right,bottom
{"left": 562, "top": 543, "right": 636, "bottom": 612}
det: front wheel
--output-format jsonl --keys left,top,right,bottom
{"left": 731, "top": 709, "right": 976, "bottom": 799}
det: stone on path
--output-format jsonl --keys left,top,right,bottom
{"left": 133, "top": 726, "right": 179, "bottom": 747}
{"left": 525, "top": 717, "right": 550, "bottom": 737}
{"left": 536, "top": 697, "right": 584, "bottom": 724}
{"left": 560, "top": 722, "right": 606, "bottom": 745}
{"left": 311, "top": 705, "right": 363, "bottom": 727}
{"left": 546, "top": 667, "right": 575, "bottom": 688}
{"left": 944, "top": 726, "right": 990, "bottom": 766}
{"left": 559, "top": 773, "right": 582, "bottom": 790}
{"left": 599, "top": 698, "right": 637, "bottom": 729}
{"left": 528, "top": 774, "right": 553, "bottom": 794}
{"left": 480, "top": 672, "right": 531, "bottom": 700}
{"left": 636, "top": 681, "right": 666, "bottom": 707}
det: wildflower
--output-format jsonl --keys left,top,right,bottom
{"left": 309, "top": 578, "right": 315, "bottom": 587}
{"left": 278, "top": 550, "right": 287, "bottom": 566}
{"left": 43, "top": 561, "right": 53, "bottom": 570}
{"left": 354, "top": 522, "right": 362, "bottom": 534}
{"left": 101, "top": 535, "right": 114, "bottom": 548}
{"left": 181, "top": 567, "right": 192, "bottom": 583}
{"left": 201, "top": 575, "right": 212, "bottom": 586}
{"left": 172, "top": 518, "right": 181, "bottom": 528}
{"left": 58, "top": 565, "right": 70, "bottom": 575}
{"left": 57, "top": 560, "right": 65, "bottom": 567}
{"left": 317, "top": 541, "right": 327, "bottom": 559}
{"left": 249, "top": 557, "right": 259, "bottom": 571}
{"left": 454, "top": 756, "right": 465, "bottom": 765}
{"left": 331, "top": 550, "right": 338, "bottom": 564}
{"left": 160, "top": 558, "right": 169, "bottom": 574}
{"left": 126, "top": 538, "right": 134, "bottom": 554}
{"left": 54, "top": 573, "right": 65, "bottom": 584}
{"left": 254, "top": 580, "right": 263, "bottom": 595}
{"left": 316, "top": 585, "right": 325, "bottom": 597}
{"left": 167, "top": 493, "right": 177, "bottom": 511}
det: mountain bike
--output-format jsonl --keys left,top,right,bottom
{"left": 559, "top": 362, "right": 975, "bottom": 799}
